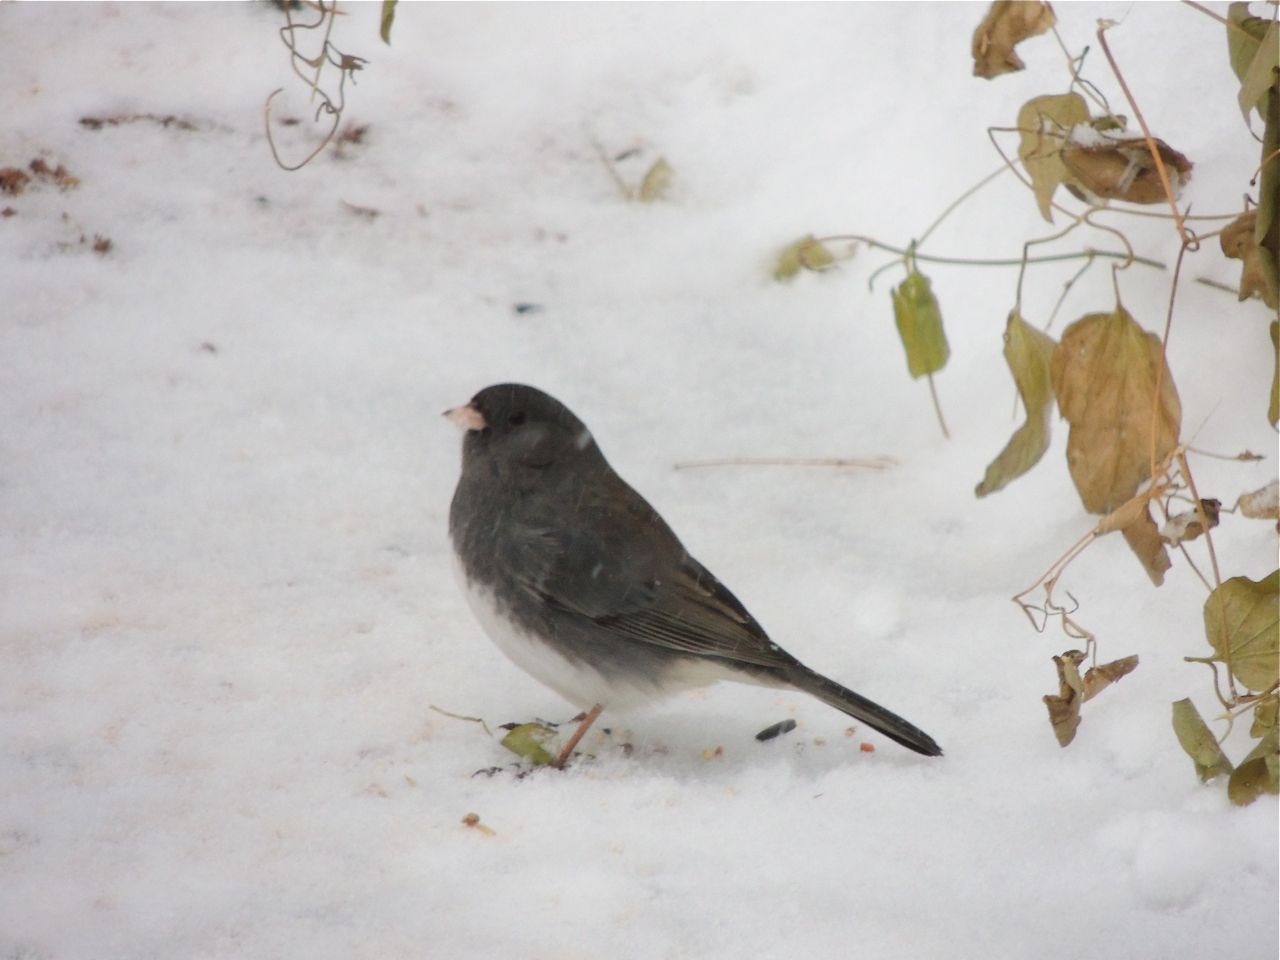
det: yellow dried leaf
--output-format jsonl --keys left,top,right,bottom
{"left": 1061, "top": 135, "right": 1193, "bottom": 206}
{"left": 1235, "top": 18, "right": 1279, "bottom": 123}
{"left": 975, "top": 311, "right": 1058, "bottom": 497}
{"left": 1252, "top": 694, "right": 1278, "bottom": 738}
{"left": 1171, "top": 698, "right": 1234, "bottom": 783}
{"left": 499, "top": 722, "right": 557, "bottom": 766}
{"left": 891, "top": 270, "right": 949, "bottom": 379}
{"left": 1226, "top": 2, "right": 1273, "bottom": 93}
{"left": 1228, "top": 729, "right": 1279, "bottom": 806}
{"left": 797, "top": 238, "right": 835, "bottom": 272}
{"left": 1017, "top": 93, "right": 1091, "bottom": 221}
{"left": 1203, "top": 571, "right": 1279, "bottom": 693}
{"left": 379, "top": 0, "right": 398, "bottom": 45}
{"left": 773, "top": 235, "right": 835, "bottom": 282}
{"left": 1050, "top": 305, "right": 1182, "bottom": 514}
{"left": 972, "top": 1, "right": 1057, "bottom": 79}
{"left": 638, "top": 157, "right": 673, "bottom": 202}
{"left": 1218, "top": 210, "right": 1278, "bottom": 309}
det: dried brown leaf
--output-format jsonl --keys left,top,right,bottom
{"left": 1122, "top": 503, "right": 1173, "bottom": 586}
{"left": 1081, "top": 654, "right": 1139, "bottom": 701}
{"left": 1219, "top": 210, "right": 1279, "bottom": 309}
{"left": 1043, "top": 692, "right": 1080, "bottom": 747}
{"left": 1044, "top": 650, "right": 1087, "bottom": 747}
{"left": 1050, "top": 305, "right": 1182, "bottom": 514}
{"left": 1061, "top": 135, "right": 1193, "bottom": 206}
{"left": 1125, "top": 519, "right": 1173, "bottom": 586}
{"left": 972, "top": 1, "right": 1057, "bottom": 79}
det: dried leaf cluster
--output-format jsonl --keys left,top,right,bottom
{"left": 1176, "top": 570, "right": 1279, "bottom": 805}
{"left": 773, "top": 1, "right": 1279, "bottom": 802}
{"left": 1044, "top": 650, "right": 1139, "bottom": 747}
{"left": 992, "top": 3, "right": 1278, "bottom": 798}
{"left": 1017, "top": 91, "right": 1194, "bottom": 220}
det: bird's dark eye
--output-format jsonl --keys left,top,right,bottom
{"left": 507, "top": 411, "right": 526, "bottom": 427}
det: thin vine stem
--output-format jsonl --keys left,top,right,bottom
{"left": 672, "top": 456, "right": 897, "bottom": 471}
{"left": 926, "top": 373, "right": 951, "bottom": 440}
{"left": 915, "top": 165, "right": 1010, "bottom": 248}
{"left": 818, "top": 233, "right": 1162, "bottom": 291}
{"left": 1096, "top": 21, "right": 1194, "bottom": 248}
{"left": 1016, "top": 217, "right": 1086, "bottom": 311}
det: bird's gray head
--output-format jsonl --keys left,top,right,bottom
{"left": 445, "top": 383, "right": 600, "bottom": 478}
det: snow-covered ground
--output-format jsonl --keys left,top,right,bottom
{"left": 2, "top": 3, "right": 1276, "bottom": 958}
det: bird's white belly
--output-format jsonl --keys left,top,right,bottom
{"left": 454, "top": 563, "right": 635, "bottom": 709}
{"left": 452, "top": 555, "right": 741, "bottom": 711}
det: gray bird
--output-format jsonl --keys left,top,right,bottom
{"left": 446, "top": 383, "right": 942, "bottom": 766}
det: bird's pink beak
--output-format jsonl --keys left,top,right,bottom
{"left": 444, "top": 403, "right": 487, "bottom": 431}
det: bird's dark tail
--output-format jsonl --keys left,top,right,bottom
{"left": 787, "top": 664, "right": 942, "bottom": 757}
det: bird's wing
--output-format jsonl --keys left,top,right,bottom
{"left": 506, "top": 490, "right": 795, "bottom": 671}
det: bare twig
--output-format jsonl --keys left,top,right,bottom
{"left": 1179, "top": 0, "right": 1233, "bottom": 31}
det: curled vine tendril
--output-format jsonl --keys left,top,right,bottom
{"left": 265, "top": 1, "right": 368, "bottom": 171}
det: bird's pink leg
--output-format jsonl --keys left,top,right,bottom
{"left": 553, "top": 703, "right": 604, "bottom": 769}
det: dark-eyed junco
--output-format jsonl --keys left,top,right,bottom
{"left": 446, "top": 383, "right": 942, "bottom": 766}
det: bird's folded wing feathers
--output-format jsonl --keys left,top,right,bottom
{"left": 508, "top": 520, "right": 794, "bottom": 669}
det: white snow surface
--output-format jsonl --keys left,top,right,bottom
{"left": 2, "top": 3, "right": 1277, "bottom": 959}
